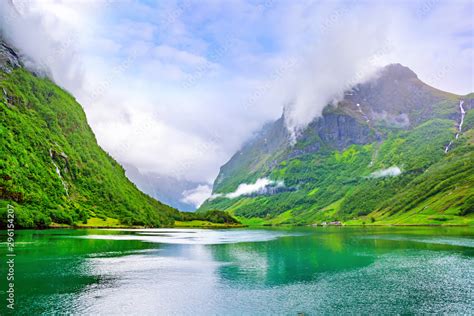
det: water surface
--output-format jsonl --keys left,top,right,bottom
{"left": 1, "top": 227, "right": 473, "bottom": 314}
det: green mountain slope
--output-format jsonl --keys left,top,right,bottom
{"left": 200, "top": 64, "right": 474, "bottom": 226}
{"left": 0, "top": 42, "right": 180, "bottom": 228}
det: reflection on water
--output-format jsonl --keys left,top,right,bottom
{"left": 76, "top": 228, "right": 304, "bottom": 244}
{"left": 0, "top": 227, "right": 473, "bottom": 314}
{"left": 211, "top": 232, "right": 375, "bottom": 286}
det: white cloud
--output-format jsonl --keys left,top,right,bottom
{"left": 154, "top": 45, "right": 209, "bottom": 66}
{"left": 1, "top": 0, "right": 472, "bottom": 189}
{"left": 181, "top": 184, "right": 213, "bottom": 208}
{"left": 270, "top": 1, "right": 474, "bottom": 137}
{"left": 370, "top": 166, "right": 402, "bottom": 178}
{"left": 0, "top": 0, "right": 106, "bottom": 92}
{"left": 273, "top": 2, "right": 389, "bottom": 137}
{"left": 212, "top": 178, "right": 284, "bottom": 200}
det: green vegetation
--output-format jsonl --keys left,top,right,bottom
{"left": 1, "top": 59, "right": 471, "bottom": 228}
{"left": 0, "top": 68, "right": 182, "bottom": 228}
{"left": 0, "top": 68, "right": 244, "bottom": 229}
{"left": 72, "top": 216, "right": 122, "bottom": 228}
{"left": 200, "top": 80, "right": 474, "bottom": 226}
{"left": 173, "top": 220, "right": 243, "bottom": 228}
{"left": 174, "top": 210, "right": 241, "bottom": 225}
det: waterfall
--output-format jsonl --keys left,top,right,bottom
{"left": 455, "top": 100, "right": 465, "bottom": 139}
{"left": 356, "top": 103, "right": 370, "bottom": 123}
{"left": 445, "top": 100, "right": 466, "bottom": 153}
{"left": 49, "top": 149, "right": 69, "bottom": 196}
{"left": 444, "top": 140, "right": 453, "bottom": 154}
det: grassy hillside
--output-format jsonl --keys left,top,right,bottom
{"left": 201, "top": 119, "right": 473, "bottom": 226}
{"left": 0, "top": 68, "right": 181, "bottom": 228}
{"left": 200, "top": 65, "right": 474, "bottom": 226}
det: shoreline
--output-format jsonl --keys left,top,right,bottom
{"left": 3, "top": 222, "right": 472, "bottom": 230}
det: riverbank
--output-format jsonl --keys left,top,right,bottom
{"left": 19, "top": 213, "right": 474, "bottom": 230}
{"left": 45, "top": 216, "right": 245, "bottom": 229}
{"left": 232, "top": 210, "right": 474, "bottom": 227}
{"left": 173, "top": 220, "right": 245, "bottom": 228}
{"left": 46, "top": 222, "right": 471, "bottom": 230}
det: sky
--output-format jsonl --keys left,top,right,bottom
{"left": 1, "top": 0, "right": 473, "bottom": 207}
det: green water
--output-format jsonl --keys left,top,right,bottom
{"left": 0, "top": 227, "right": 473, "bottom": 315}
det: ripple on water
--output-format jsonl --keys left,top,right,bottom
{"left": 359, "top": 235, "right": 474, "bottom": 248}
{"left": 64, "top": 249, "right": 474, "bottom": 315}
{"left": 72, "top": 228, "right": 305, "bottom": 245}
{"left": 12, "top": 228, "right": 474, "bottom": 315}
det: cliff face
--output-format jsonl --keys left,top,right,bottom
{"left": 313, "top": 112, "right": 377, "bottom": 150}
{"left": 212, "top": 116, "right": 290, "bottom": 193}
{"left": 200, "top": 64, "right": 474, "bottom": 225}
{"left": 0, "top": 38, "right": 21, "bottom": 72}
{"left": 347, "top": 64, "right": 458, "bottom": 125}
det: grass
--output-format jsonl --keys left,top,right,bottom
{"left": 77, "top": 217, "right": 121, "bottom": 227}
{"left": 234, "top": 216, "right": 268, "bottom": 226}
{"left": 231, "top": 213, "right": 474, "bottom": 227}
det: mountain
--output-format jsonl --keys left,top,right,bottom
{"left": 200, "top": 64, "right": 474, "bottom": 226}
{"left": 123, "top": 163, "right": 204, "bottom": 212}
{"left": 0, "top": 38, "right": 180, "bottom": 228}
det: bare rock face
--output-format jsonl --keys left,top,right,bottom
{"left": 345, "top": 63, "right": 456, "bottom": 126}
{"left": 212, "top": 116, "right": 290, "bottom": 191}
{"left": 316, "top": 113, "right": 376, "bottom": 151}
{"left": 0, "top": 37, "right": 51, "bottom": 78}
{"left": 0, "top": 38, "right": 21, "bottom": 73}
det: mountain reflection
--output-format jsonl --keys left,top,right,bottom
{"left": 210, "top": 229, "right": 375, "bottom": 286}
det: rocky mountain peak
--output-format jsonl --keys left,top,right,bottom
{"left": 379, "top": 63, "right": 418, "bottom": 81}
{"left": 342, "top": 63, "right": 457, "bottom": 128}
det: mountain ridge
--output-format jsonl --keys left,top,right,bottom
{"left": 200, "top": 64, "right": 474, "bottom": 226}
{"left": 0, "top": 37, "right": 181, "bottom": 227}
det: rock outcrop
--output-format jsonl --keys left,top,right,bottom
{"left": 0, "top": 38, "right": 21, "bottom": 73}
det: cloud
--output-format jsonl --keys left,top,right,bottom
{"left": 212, "top": 178, "right": 284, "bottom": 200}
{"left": 154, "top": 45, "right": 209, "bottom": 67}
{"left": 1, "top": 0, "right": 472, "bottom": 189}
{"left": 0, "top": 0, "right": 105, "bottom": 92}
{"left": 275, "top": 2, "right": 390, "bottom": 137}
{"left": 370, "top": 166, "right": 402, "bottom": 178}
{"left": 181, "top": 184, "right": 213, "bottom": 208}
{"left": 271, "top": 1, "right": 474, "bottom": 137}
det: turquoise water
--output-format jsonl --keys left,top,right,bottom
{"left": 1, "top": 227, "right": 473, "bottom": 315}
